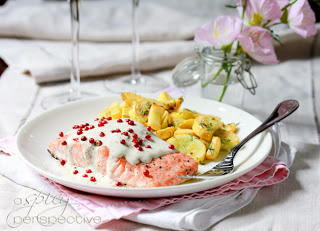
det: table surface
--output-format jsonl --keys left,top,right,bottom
{"left": 0, "top": 8, "right": 320, "bottom": 231}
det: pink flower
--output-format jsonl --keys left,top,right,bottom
{"left": 195, "top": 16, "right": 242, "bottom": 49}
{"left": 237, "top": 0, "right": 282, "bottom": 26}
{"left": 237, "top": 26, "right": 279, "bottom": 65}
{"left": 287, "top": 0, "right": 317, "bottom": 38}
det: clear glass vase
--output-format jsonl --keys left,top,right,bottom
{"left": 200, "top": 47, "right": 256, "bottom": 108}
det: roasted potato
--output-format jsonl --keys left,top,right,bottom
{"left": 222, "top": 122, "right": 237, "bottom": 133}
{"left": 178, "top": 119, "right": 195, "bottom": 129}
{"left": 214, "top": 129, "right": 239, "bottom": 151}
{"left": 157, "top": 91, "right": 173, "bottom": 102}
{"left": 192, "top": 115, "right": 222, "bottom": 142}
{"left": 205, "top": 136, "right": 221, "bottom": 160}
{"left": 180, "top": 108, "right": 200, "bottom": 120}
{"left": 167, "top": 134, "right": 206, "bottom": 163}
{"left": 174, "top": 129, "right": 196, "bottom": 137}
{"left": 147, "top": 103, "right": 165, "bottom": 130}
{"left": 121, "top": 92, "right": 143, "bottom": 107}
{"left": 134, "top": 98, "right": 164, "bottom": 123}
{"left": 154, "top": 127, "right": 175, "bottom": 140}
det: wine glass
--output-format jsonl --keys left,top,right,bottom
{"left": 105, "top": 0, "right": 169, "bottom": 93}
{"left": 41, "top": 0, "right": 95, "bottom": 109}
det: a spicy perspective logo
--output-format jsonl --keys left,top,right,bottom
{"left": 6, "top": 191, "right": 101, "bottom": 228}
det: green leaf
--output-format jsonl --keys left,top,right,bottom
{"left": 190, "top": 134, "right": 193, "bottom": 141}
{"left": 269, "top": 29, "right": 283, "bottom": 46}
{"left": 225, "top": 4, "right": 237, "bottom": 8}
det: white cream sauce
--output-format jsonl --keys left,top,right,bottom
{"left": 62, "top": 118, "right": 177, "bottom": 185}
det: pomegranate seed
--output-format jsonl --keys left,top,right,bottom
{"left": 89, "top": 138, "right": 95, "bottom": 144}
{"left": 77, "top": 130, "right": 83, "bottom": 135}
{"left": 80, "top": 124, "right": 86, "bottom": 128}
{"left": 115, "top": 128, "right": 121, "bottom": 133}
{"left": 61, "top": 141, "right": 67, "bottom": 145}
{"left": 121, "top": 132, "right": 128, "bottom": 136}
{"left": 98, "top": 123, "right": 104, "bottom": 127}
{"left": 90, "top": 176, "right": 96, "bottom": 182}
{"left": 128, "top": 120, "right": 134, "bottom": 125}
{"left": 138, "top": 139, "right": 143, "bottom": 145}
{"left": 59, "top": 132, "right": 64, "bottom": 137}
{"left": 168, "top": 144, "right": 175, "bottom": 149}
{"left": 143, "top": 169, "right": 149, "bottom": 177}
{"left": 94, "top": 118, "right": 99, "bottom": 121}
{"left": 60, "top": 159, "right": 66, "bottom": 165}
{"left": 106, "top": 117, "right": 112, "bottom": 120}
{"left": 86, "top": 169, "right": 92, "bottom": 173}
{"left": 90, "top": 125, "right": 95, "bottom": 129}
{"left": 99, "top": 132, "right": 105, "bottom": 137}
{"left": 145, "top": 145, "right": 151, "bottom": 148}
{"left": 137, "top": 147, "right": 143, "bottom": 151}
{"left": 81, "top": 136, "right": 87, "bottom": 141}
{"left": 73, "top": 138, "right": 79, "bottom": 141}
{"left": 101, "top": 117, "right": 106, "bottom": 120}
{"left": 117, "top": 119, "right": 123, "bottom": 123}
{"left": 146, "top": 126, "right": 151, "bottom": 131}
{"left": 73, "top": 125, "right": 79, "bottom": 129}
{"left": 128, "top": 128, "right": 133, "bottom": 133}
{"left": 125, "top": 118, "right": 131, "bottom": 122}
{"left": 85, "top": 123, "right": 89, "bottom": 126}
{"left": 82, "top": 174, "right": 88, "bottom": 178}
{"left": 84, "top": 127, "right": 89, "bottom": 131}
{"left": 145, "top": 134, "right": 151, "bottom": 140}
{"left": 73, "top": 170, "right": 78, "bottom": 174}
{"left": 132, "top": 133, "right": 138, "bottom": 139}
{"left": 102, "top": 120, "right": 108, "bottom": 124}
{"left": 120, "top": 139, "right": 126, "bottom": 145}
{"left": 115, "top": 181, "right": 121, "bottom": 186}
{"left": 96, "top": 140, "right": 103, "bottom": 146}
{"left": 133, "top": 142, "right": 139, "bottom": 148}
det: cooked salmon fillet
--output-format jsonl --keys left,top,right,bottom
{"left": 48, "top": 136, "right": 198, "bottom": 188}
{"left": 110, "top": 153, "right": 197, "bottom": 188}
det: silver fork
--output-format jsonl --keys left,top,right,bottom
{"left": 178, "top": 100, "right": 299, "bottom": 179}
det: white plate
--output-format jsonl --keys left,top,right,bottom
{"left": 16, "top": 95, "right": 272, "bottom": 198}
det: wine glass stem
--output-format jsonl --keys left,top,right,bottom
{"left": 131, "top": 0, "right": 141, "bottom": 83}
{"left": 69, "top": 0, "right": 80, "bottom": 100}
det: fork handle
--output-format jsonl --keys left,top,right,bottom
{"left": 229, "top": 100, "right": 299, "bottom": 157}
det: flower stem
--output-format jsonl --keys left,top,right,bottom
{"left": 218, "top": 63, "right": 232, "bottom": 102}
{"left": 201, "top": 67, "right": 223, "bottom": 88}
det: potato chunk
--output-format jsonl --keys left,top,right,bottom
{"left": 206, "top": 136, "right": 221, "bottom": 160}
{"left": 178, "top": 119, "right": 195, "bottom": 129}
{"left": 157, "top": 91, "right": 173, "bottom": 102}
{"left": 147, "top": 103, "right": 165, "bottom": 130}
{"left": 214, "top": 129, "right": 239, "bottom": 151}
{"left": 154, "top": 127, "right": 175, "bottom": 140}
{"left": 180, "top": 108, "right": 200, "bottom": 120}
{"left": 121, "top": 92, "right": 144, "bottom": 107}
{"left": 167, "top": 135, "right": 206, "bottom": 164}
{"left": 192, "top": 115, "right": 222, "bottom": 142}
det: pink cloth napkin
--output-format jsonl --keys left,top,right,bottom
{"left": 0, "top": 136, "right": 289, "bottom": 228}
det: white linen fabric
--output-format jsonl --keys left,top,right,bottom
{"left": 0, "top": 133, "right": 297, "bottom": 231}
{"left": 0, "top": 0, "right": 235, "bottom": 83}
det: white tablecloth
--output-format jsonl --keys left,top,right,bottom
{"left": 0, "top": 0, "right": 320, "bottom": 230}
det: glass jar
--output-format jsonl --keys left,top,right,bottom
{"left": 172, "top": 47, "right": 257, "bottom": 108}
{"left": 200, "top": 47, "right": 256, "bottom": 107}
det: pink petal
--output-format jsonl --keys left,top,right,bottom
{"left": 238, "top": 26, "right": 279, "bottom": 65}
{"left": 194, "top": 16, "right": 242, "bottom": 48}
{"left": 288, "top": 0, "right": 317, "bottom": 38}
